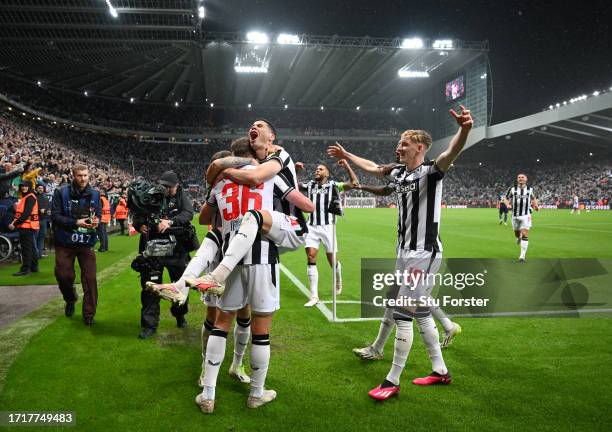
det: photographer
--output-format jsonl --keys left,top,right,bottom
{"left": 52, "top": 164, "right": 101, "bottom": 326}
{"left": 132, "top": 171, "right": 195, "bottom": 339}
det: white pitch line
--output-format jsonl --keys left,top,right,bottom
{"left": 279, "top": 263, "right": 333, "bottom": 321}
{"left": 449, "top": 308, "right": 612, "bottom": 318}
{"left": 320, "top": 300, "right": 372, "bottom": 305}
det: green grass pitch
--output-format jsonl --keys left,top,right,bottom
{"left": 0, "top": 209, "right": 611, "bottom": 431}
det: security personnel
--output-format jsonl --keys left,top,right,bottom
{"left": 133, "top": 171, "right": 195, "bottom": 339}
{"left": 8, "top": 181, "right": 39, "bottom": 276}
{"left": 97, "top": 190, "right": 110, "bottom": 252}
{"left": 115, "top": 195, "right": 128, "bottom": 235}
{"left": 52, "top": 164, "right": 101, "bottom": 325}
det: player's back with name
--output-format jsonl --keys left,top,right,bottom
{"left": 207, "top": 165, "right": 293, "bottom": 264}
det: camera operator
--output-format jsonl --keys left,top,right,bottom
{"left": 133, "top": 171, "right": 195, "bottom": 339}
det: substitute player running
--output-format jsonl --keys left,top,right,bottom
{"left": 504, "top": 174, "right": 538, "bottom": 262}
{"left": 328, "top": 105, "right": 473, "bottom": 400}
{"left": 300, "top": 159, "right": 359, "bottom": 307}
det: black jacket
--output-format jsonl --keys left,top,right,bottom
{"left": 134, "top": 186, "right": 194, "bottom": 255}
{"left": 36, "top": 192, "right": 50, "bottom": 220}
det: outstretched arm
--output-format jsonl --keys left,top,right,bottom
{"left": 435, "top": 105, "right": 473, "bottom": 173}
{"left": 206, "top": 156, "right": 257, "bottom": 185}
{"left": 327, "top": 142, "right": 385, "bottom": 178}
{"left": 222, "top": 159, "right": 283, "bottom": 187}
{"left": 358, "top": 185, "right": 394, "bottom": 196}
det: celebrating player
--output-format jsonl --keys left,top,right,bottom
{"left": 328, "top": 105, "right": 473, "bottom": 400}
{"left": 192, "top": 119, "right": 312, "bottom": 295}
{"left": 350, "top": 180, "right": 462, "bottom": 351}
{"left": 504, "top": 174, "right": 538, "bottom": 262}
{"left": 299, "top": 159, "right": 359, "bottom": 307}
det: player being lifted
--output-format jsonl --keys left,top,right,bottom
{"left": 328, "top": 105, "right": 473, "bottom": 400}
{"left": 195, "top": 138, "right": 314, "bottom": 413}
{"left": 299, "top": 159, "right": 359, "bottom": 307}
{"left": 191, "top": 119, "right": 313, "bottom": 296}
{"left": 504, "top": 174, "right": 538, "bottom": 262}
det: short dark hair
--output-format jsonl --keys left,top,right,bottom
{"left": 254, "top": 118, "right": 277, "bottom": 137}
{"left": 231, "top": 137, "right": 255, "bottom": 158}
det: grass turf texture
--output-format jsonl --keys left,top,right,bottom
{"left": 1, "top": 209, "right": 611, "bottom": 431}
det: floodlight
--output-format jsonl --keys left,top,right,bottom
{"left": 398, "top": 69, "right": 429, "bottom": 78}
{"left": 277, "top": 34, "right": 301, "bottom": 45}
{"left": 246, "top": 31, "right": 269, "bottom": 44}
{"left": 432, "top": 39, "right": 453, "bottom": 50}
{"left": 401, "top": 38, "right": 423, "bottom": 49}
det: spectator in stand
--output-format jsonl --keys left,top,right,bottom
{"left": 8, "top": 181, "right": 39, "bottom": 275}
{"left": 1, "top": 161, "right": 23, "bottom": 198}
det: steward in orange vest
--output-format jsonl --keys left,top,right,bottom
{"left": 114, "top": 196, "right": 128, "bottom": 235}
{"left": 97, "top": 191, "right": 111, "bottom": 252}
{"left": 9, "top": 181, "right": 39, "bottom": 275}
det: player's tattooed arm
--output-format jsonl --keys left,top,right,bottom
{"left": 337, "top": 159, "right": 360, "bottom": 190}
{"left": 436, "top": 105, "right": 474, "bottom": 173}
{"left": 327, "top": 142, "right": 385, "bottom": 178}
{"left": 357, "top": 185, "right": 393, "bottom": 196}
{"left": 206, "top": 157, "right": 257, "bottom": 185}
{"left": 223, "top": 158, "right": 283, "bottom": 186}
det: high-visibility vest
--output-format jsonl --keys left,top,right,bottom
{"left": 15, "top": 192, "right": 40, "bottom": 230}
{"left": 115, "top": 198, "right": 128, "bottom": 220}
{"left": 101, "top": 196, "right": 111, "bottom": 223}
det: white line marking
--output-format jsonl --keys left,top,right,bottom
{"left": 279, "top": 263, "right": 333, "bottom": 321}
{"left": 449, "top": 308, "right": 612, "bottom": 318}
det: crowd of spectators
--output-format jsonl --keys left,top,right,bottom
{"left": 2, "top": 105, "right": 611, "bottom": 215}
{"left": 0, "top": 77, "right": 406, "bottom": 135}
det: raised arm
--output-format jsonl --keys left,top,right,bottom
{"left": 435, "top": 105, "right": 473, "bottom": 173}
{"left": 327, "top": 142, "right": 385, "bottom": 178}
{"left": 206, "top": 156, "right": 257, "bottom": 185}
{"left": 223, "top": 159, "right": 283, "bottom": 187}
{"left": 357, "top": 184, "right": 394, "bottom": 197}
{"left": 337, "top": 159, "right": 360, "bottom": 191}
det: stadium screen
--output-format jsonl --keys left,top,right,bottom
{"left": 445, "top": 75, "right": 465, "bottom": 101}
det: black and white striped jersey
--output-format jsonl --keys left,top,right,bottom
{"left": 300, "top": 180, "right": 342, "bottom": 226}
{"left": 205, "top": 227, "right": 224, "bottom": 262}
{"left": 506, "top": 185, "right": 536, "bottom": 217}
{"left": 206, "top": 165, "right": 294, "bottom": 265}
{"left": 386, "top": 161, "right": 444, "bottom": 253}
{"left": 263, "top": 147, "right": 308, "bottom": 233}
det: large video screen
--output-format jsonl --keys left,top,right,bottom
{"left": 445, "top": 75, "right": 465, "bottom": 101}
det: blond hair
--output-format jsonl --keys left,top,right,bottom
{"left": 72, "top": 164, "right": 88, "bottom": 175}
{"left": 401, "top": 130, "right": 433, "bottom": 150}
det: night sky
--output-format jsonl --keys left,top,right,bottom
{"left": 203, "top": 0, "right": 612, "bottom": 123}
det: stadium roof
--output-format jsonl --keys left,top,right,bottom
{"left": 0, "top": 0, "right": 487, "bottom": 110}
{"left": 430, "top": 91, "right": 612, "bottom": 156}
